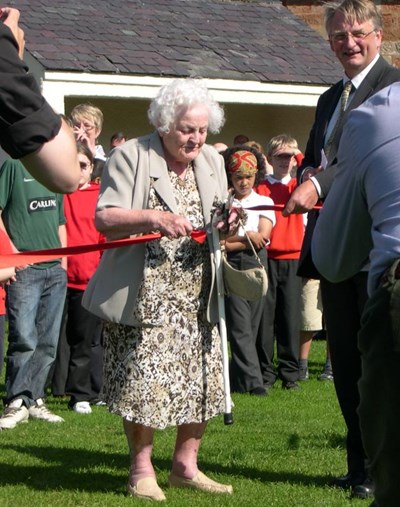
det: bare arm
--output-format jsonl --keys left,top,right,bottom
{"left": 20, "top": 119, "right": 80, "bottom": 194}
{"left": 95, "top": 207, "right": 193, "bottom": 241}
{"left": 1, "top": 9, "right": 80, "bottom": 193}
{"left": 224, "top": 216, "right": 272, "bottom": 252}
{"left": 0, "top": 210, "right": 16, "bottom": 282}
{"left": 58, "top": 224, "right": 67, "bottom": 270}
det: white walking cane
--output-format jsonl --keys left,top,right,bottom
{"left": 212, "top": 225, "right": 233, "bottom": 425}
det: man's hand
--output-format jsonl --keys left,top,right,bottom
{"left": 0, "top": 7, "right": 25, "bottom": 58}
{"left": 301, "top": 165, "right": 323, "bottom": 181}
{"left": 282, "top": 179, "right": 319, "bottom": 216}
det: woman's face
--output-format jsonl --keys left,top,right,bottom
{"left": 72, "top": 116, "right": 100, "bottom": 146}
{"left": 161, "top": 104, "right": 209, "bottom": 165}
{"left": 78, "top": 153, "right": 93, "bottom": 188}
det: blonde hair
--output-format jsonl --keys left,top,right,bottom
{"left": 325, "top": 0, "right": 382, "bottom": 35}
{"left": 244, "top": 140, "right": 264, "bottom": 154}
{"left": 266, "top": 134, "right": 298, "bottom": 157}
{"left": 70, "top": 103, "right": 104, "bottom": 132}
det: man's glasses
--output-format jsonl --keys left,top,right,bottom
{"left": 329, "top": 29, "right": 377, "bottom": 44}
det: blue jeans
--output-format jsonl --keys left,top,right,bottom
{"left": 5, "top": 265, "right": 67, "bottom": 407}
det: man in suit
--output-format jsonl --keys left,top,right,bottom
{"left": 283, "top": 0, "right": 400, "bottom": 500}
{"left": 312, "top": 81, "right": 400, "bottom": 507}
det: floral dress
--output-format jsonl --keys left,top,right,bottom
{"left": 102, "top": 166, "right": 225, "bottom": 429}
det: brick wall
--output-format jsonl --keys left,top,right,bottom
{"left": 283, "top": 1, "right": 400, "bottom": 67}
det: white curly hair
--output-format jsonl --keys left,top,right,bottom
{"left": 148, "top": 78, "right": 225, "bottom": 135}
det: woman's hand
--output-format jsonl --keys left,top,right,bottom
{"left": 73, "top": 125, "right": 96, "bottom": 156}
{"left": 157, "top": 211, "right": 193, "bottom": 239}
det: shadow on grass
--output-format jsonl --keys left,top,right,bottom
{"left": 0, "top": 443, "right": 336, "bottom": 493}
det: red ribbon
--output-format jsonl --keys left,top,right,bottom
{"left": 0, "top": 230, "right": 207, "bottom": 269}
{"left": 0, "top": 204, "right": 322, "bottom": 270}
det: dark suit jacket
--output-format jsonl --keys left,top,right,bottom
{"left": 297, "top": 55, "right": 400, "bottom": 278}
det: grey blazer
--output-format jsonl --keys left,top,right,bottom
{"left": 82, "top": 131, "right": 228, "bottom": 326}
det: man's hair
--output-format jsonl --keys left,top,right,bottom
{"left": 110, "top": 131, "right": 126, "bottom": 144}
{"left": 325, "top": 0, "right": 383, "bottom": 35}
{"left": 266, "top": 134, "right": 298, "bottom": 157}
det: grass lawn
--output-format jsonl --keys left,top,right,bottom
{"left": 0, "top": 339, "right": 369, "bottom": 506}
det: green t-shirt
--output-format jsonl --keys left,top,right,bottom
{"left": 0, "top": 159, "right": 65, "bottom": 268}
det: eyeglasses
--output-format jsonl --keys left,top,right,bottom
{"left": 329, "top": 28, "right": 377, "bottom": 44}
{"left": 73, "top": 122, "right": 96, "bottom": 132}
{"left": 79, "top": 162, "right": 91, "bottom": 169}
{"left": 272, "top": 153, "right": 294, "bottom": 160}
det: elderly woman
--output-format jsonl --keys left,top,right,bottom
{"left": 83, "top": 78, "right": 232, "bottom": 501}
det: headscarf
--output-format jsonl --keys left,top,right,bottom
{"left": 227, "top": 150, "right": 258, "bottom": 176}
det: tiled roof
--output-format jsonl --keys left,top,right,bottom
{"left": 13, "top": 0, "right": 341, "bottom": 85}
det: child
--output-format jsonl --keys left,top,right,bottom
{"left": 256, "top": 134, "right": 305, "bottom": 390}
{"left": 53, "top": 143, "right": 105, "bottom": 413}
{"left": 222, "top": 146, "right": 275, "bottom": 396}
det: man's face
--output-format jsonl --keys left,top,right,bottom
{"left": 328, "top": 12, "right": 382, "bottom": 78}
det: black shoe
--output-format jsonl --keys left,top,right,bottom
{"left": 330, "top": 471, "right": 366, "bottom": 489}
{"left": 263, "top": 379, "right": 276, "bottom": 392}
{"left": 352, "top": 478, "right": 374, "bottom": 499}
{"left": 313, "top": 329, "right": 327, "bottom": 340}
{"left": 282, "top": 381, "right": 300, "bottom": 390}
{"left": 249, "top": 387, "right": 267, "bottom": 397}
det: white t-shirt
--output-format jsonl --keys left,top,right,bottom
{"left": 232, "top": 189, "right": 275, "bottom": 236}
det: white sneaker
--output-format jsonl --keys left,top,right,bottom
{"left": 72, "top": 401, "right": 92, "bottom": 414}
{"left": 29, "top": 398, "right": 64, "bottom": 423}
{"left": 0, "top": 399, "right": 29, "bottom": 429}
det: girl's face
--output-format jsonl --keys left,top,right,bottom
{"left": 78, "top": 153, "right": 93, "bottom": 189}
{"left": 231, "top": 172, "right": 256, "bottom": 200}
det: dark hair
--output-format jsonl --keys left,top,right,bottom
{"left": 233, "top": 134, "right": 249, "bottom": 145}
{"left": 91, "top": 158, "right": 105, "bottom": 182}
{"left": 76, "top": 142, "right": 94, "bottom": 164}
{"left": 222, "top": 145, "right": 266, "bottom": 187}
{"left": 110, "top": 131, "right": 126, "bottom": 144}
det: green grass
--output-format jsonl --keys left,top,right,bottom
{"left": 0, "top": 340, "right": 368, "bottom": 506}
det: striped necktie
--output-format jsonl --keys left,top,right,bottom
{"left": 325, "top": 80, "right": 353, "bottom": 162}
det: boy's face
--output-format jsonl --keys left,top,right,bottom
{"left": 268, "top": 145, "right": 296, "bottom": 180}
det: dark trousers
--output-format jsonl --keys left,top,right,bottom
{"left": 0, "top": 315, "right": 5, "bottom": 377}
{"left": 358, "top": 261, "right": 400, "bottom": 507}
{"left": 258, "top": 258, "right": 301, "bottom": 384}
{"left": 225, "top": 249, "right": 267, "bottom": 393}
{"left": 321, "top": 272, "right": 368, "bottom": 475}
{"left": 52, "top": 288, "right": 103, "bottom": 404}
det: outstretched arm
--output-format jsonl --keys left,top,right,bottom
{"left": 0, "top": 8, "right": 80, "bottom": 193}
